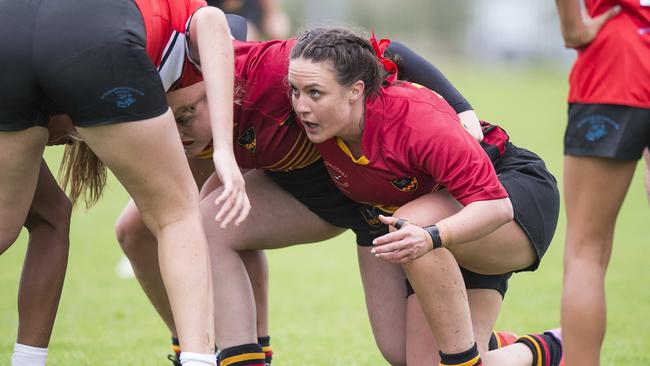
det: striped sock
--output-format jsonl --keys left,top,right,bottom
{"left": 217, "top": 343, "right": 265, "bottom": 366}
{"left": 439, "top": 343, "right": 482, "bottom": 366}
{"left": 257, "top": 336, "right": 273, "bottom": 366}
{"left": 168, "top": 337, "right": 181, "bottom": 366}
{"left": 488, "top": 330, "right": 519, "bottom": 350}
{"left": 516, "top": 330, "right": 563, "bottom": 366}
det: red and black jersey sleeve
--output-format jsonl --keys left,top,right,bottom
{"left": 134, "top": 0, "right": 206, "bottom": 66}
{"left": 401, "top": 93, "right": 508, "bottom": 206}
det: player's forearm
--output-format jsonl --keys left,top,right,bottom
{"left": 555, "top": 0, "right": 586, "bottom": 43}
{"left": 191, "top": 7, "right": 235, "bottom": 153}
{"left": 437, "top": 197, "right": 513, "bottom": 247}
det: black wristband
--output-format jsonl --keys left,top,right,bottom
{"left": 423, "top": 225, "right": 443, "bottom": 250}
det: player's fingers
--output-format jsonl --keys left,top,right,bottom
{"left": 234, "top": 194, "right": 251, "bottom": 226}
{"left": 371, "top": 238, "right": 411, "bottom": 255}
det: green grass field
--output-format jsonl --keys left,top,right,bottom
{"left": 1, "top": 65, "right": 649, "bottom": 365}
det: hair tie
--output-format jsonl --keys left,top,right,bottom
{"left": 369, "top": 30, "right": 398, "bottom": 84}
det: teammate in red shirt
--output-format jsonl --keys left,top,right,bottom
{"left": 289, "top": 27, "right": 563, "bottom": 366}
{"left": 315, "top": 85, "right": 508, "bottom": 208}
{"left": 186, "top": 39, "right": 321, "bottom": 171}
{"left": 556, "top": 1, "right": 650, "bottom": 365}
{"left": 0, "top": 1, "right": 241, "bottom": 365}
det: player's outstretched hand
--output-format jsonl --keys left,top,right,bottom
{"left": 370, "top": 215, "right": 433, "bottom": 263}
{"left": 212, "top": 152, "right": 251, "bottom": 228}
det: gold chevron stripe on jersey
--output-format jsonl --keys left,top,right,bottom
{"left": 263, "top": 127, "right": 320, "bottom": 172}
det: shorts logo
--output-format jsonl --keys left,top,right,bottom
{"left": 391, "top": 176, "right": 418, "bottom": 192}
{"left": 100, "top": 87, "right": 144, "bottom": 109}
{"left": 576, "top": 115, "right": 620, "bottom": 142}
{"left": 238, "top": 127, "right": 257, "bottom": 152}
{"left": 360, "top": 205, "right": 394, "bottom": 228}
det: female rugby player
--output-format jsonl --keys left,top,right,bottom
{"left": 287, "top": 27, "right": 564, "bottom": 366}
{"left": 555, "top": 1, "right": 649, "bottom": 364}
{"left": 0, "top": 1, "right": 244, "bottom": 364}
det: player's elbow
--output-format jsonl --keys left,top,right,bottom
{"left": 194, "top": 6, "right": 229, "bottom": 33}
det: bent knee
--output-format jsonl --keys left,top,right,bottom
{"left": 371, "top": 333, "right": 406, "bottom": 366}
{"left": 376, "top": 344, "right": 406, "bottom": 366}
{"left": 24, "top": 192, "right": 72, "bottom": 235}
{"left": 564, "top": 235, "right": 612, "bottom": 269}
{"left": 115, "top": 211, "right": 154, "bottom": 255}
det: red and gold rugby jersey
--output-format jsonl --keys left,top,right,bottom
{"left": 568, "top": 0, "right": 650, "bottom": 108}
{"left": 315, "top": 83, "right": 508, "bottom": 210}
{"left": 134, "top": 0, "right": 207, "bottom": 91}
{"left": 194, "top": 39, "right": 321, "bottom": 171}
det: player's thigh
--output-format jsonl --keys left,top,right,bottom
{"left": 393, "top": 191, "right": 534, "bottom": 274}
{"left": 0, "top": 127, "right": 48, "bottom": 251}
{"left": 77, "top": 109, "right": 199, "bottom": 233}
{"left": 201, "top": 169, "right": 344, "bottom": 251}
{"left": 564, "top": 156, "right": 636, "bottom": 263}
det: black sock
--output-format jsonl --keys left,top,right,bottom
{"left": 516, "top": 331, "right": 563, "bottom": 366}
{"left": 257, "top": 336, "right": 272, "bottom": 366}
{"left": 217, "top": 343, "right": 265, "bottom": 366}
{"left": 439, "top": 343, "right": 482, "bottom": 366}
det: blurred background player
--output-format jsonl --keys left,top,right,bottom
{"left": 555, "top": 1, "right": 650, "bottom": 365}
{"left": 209, "top": 0, "right": 291, "bottom": 39}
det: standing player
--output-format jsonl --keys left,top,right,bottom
{"left": 288, "top": 27, "right": 563, "bottom": 366}
{"left": 0, "top": 1, "right": 244, "bottom": 365}
{"left": 555, "top": 1, "right": 649, "bottom": 365}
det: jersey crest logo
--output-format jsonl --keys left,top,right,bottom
{"left": 391, "top": 176, "right": 418, "bottom": 192}
{"left": 237, "top": 127, "right": 257, "bottom": 152}
{"left": 100, "top": 87, "right": 144, "bottom": 109}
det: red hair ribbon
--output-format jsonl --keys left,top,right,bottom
{"left": 369, "top": 30, "right": 398, "bottom": 84}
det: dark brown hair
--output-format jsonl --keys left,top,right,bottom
{"left": 59, "top": 141, "right": 107, "bottom": 209}
{"left": 290, "top": 28, "right": 387, "bottom": 97}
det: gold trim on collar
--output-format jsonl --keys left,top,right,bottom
{"left": 336, "top": 137, "right": 369, "bottom": 165}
